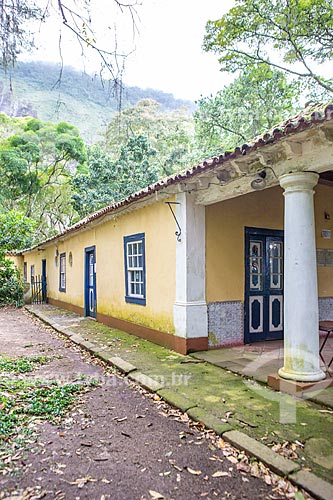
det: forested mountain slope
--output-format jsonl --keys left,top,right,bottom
{"left": 0, "top": 62, "right": 195, "bottom": 142}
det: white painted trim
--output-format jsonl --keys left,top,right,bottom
{"left": 173, "top": 193, "right": 208, "bottom": 339}
{"left": 174, "top": 302, "right": 208, "bottom": 339}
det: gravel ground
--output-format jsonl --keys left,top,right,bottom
{"left": 0, "top": 308, "right": 309, "bottom": 500}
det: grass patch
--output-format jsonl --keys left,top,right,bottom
{"left": 0, "top": 355, "right": 51, "bottom": 373}
{"left": 0, "top": 377, "right": 83, "bottom": 439}
{"left": 0, "top": 354, "right": 98, "bottom": 473}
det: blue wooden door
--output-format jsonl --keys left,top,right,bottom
{"left": 85, "top": 246, "right": 96, "bottom": 318}
{"left": 245, "top": 228, "right": 284, "bottom": 343}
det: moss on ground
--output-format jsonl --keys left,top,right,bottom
{"left": 31, "top": 307, "right": 333, "bottom": 483}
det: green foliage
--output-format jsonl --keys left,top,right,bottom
{"left": 24, "top": 118, "right": 42, "bottom": 132}
{"left": 0, "top": 210, "right": 37, "bottom": 251}
{"left": 0, "top": 355, "right": 50, "bottom": 373}
{"left": 72, "top": 138, "right": 160, "bottom": 217}
{"left": 203, "top": 0, "right": 333, "bottom": 94}
{"left": 0, "top": 355, "right": 98, "bottom": 454}
{"left": 0, "top": 377, "right": 81, "bottom": 439}
{"left": 24, "top": 385, "right": 81, "bottom": 417}
{"left": 0, "top": 253, "right": 24, "bottom": 307}
{"left": 194, "top": 65, "right": 301, "bottom": 155}
{"left": 103, "top": 98, "right": 196, "bottom": 176}
{"left": 0, "top": 116, "right": 86, "bottom": 239}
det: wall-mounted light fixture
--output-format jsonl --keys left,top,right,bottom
{"left": 251, "top": 170, "right": 267, "bottom": 190}
{"left": 69, "top": 251, "right": 73, "bottom": 266}
{"left": 216, "top": 169, "right": 231, "bottom": 183}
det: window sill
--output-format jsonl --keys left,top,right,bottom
{"left": 125, "top": 296, "right": 146, "bottom": 306}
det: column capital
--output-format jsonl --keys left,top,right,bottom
{"left": 279, "top": 171, "right": 319, "bottom": 192}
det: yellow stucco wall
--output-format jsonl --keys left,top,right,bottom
{"left": 20, "top": 182, "right": 332, "bottom": 333}
{"left": 6, "top": 254, "right": 24, "bottom": 274}
{"left": 315, "top": 184, "right": 333, "bottom": 296}
{"left": 206, "top": 184, "right": 333, "bottom": 303}
{"left": 23, "top": 252, "right": 44, "bottom": 282}
{"left": 23, "top": 199, "right": 176, "bottom": 333}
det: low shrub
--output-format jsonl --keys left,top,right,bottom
{"left": 0, "top": 253, "right": 24, "bottom": 307}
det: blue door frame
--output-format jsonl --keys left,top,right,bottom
{"left": 84, "top": 246, "right": 96, "bottom": 318}
{"left": 244, "top": 227, "right": 284, "bottom": 343}
{"left": 41, "top": 259, "right": 47, "bottom": 303}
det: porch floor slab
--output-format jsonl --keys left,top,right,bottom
{"left": 191, "top": 338, "right": 333, "bottom": 397}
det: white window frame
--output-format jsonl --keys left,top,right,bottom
{"left": 59, "top": 252, "right": 66, "bottom": 292}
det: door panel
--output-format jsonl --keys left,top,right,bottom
{"left": 249, "top": 296, "right": 264, "bottom": 334}
{"left": 85, "top": 246, "right": 96, "bottom": 318}
{"left": 245, "top": 228, "right": 284, "bottom": 343}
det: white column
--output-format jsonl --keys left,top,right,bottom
{"left": 173, "top": 192, "right": 208, "bottom": 339}
{"left": 279, "top": 172, "right": 325, "bottom": 382}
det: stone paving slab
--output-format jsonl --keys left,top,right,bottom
{"left": 223, "top": 430, "right": 300, "bottom": 477}
{"left": 186, "top": 407, "right": 233, "bottom": 435}
{"left": 128, "top": 371, "right": 164, "bottom": 392}
{"left": 108, "top": 356, "right": 137, "bottom": 375}
{"left": 289, "top": 470, "right": 333, "bottom": 500}
{"left": 157, "top": 388, "right": 197, "bottom": 413}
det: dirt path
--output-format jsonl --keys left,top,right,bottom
{"left": 0, "top": 308, "right": 307, "bottom": 500}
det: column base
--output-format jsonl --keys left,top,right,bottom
{"left": 174, "top": 301, "right": 208, "bottom": 339}
{"left": 278, "top": 366, "right": 326, "bottom": 382}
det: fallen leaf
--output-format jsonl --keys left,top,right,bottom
{"left": 94, "top": 451, "right": 111, "bottom": 461}
{"left": 250, "top": 463, "right": 260, "bottom": 478}
{"left": 212, "top": 471, "right": 229, "bottom": 477}
{"left": 187, "top": 467, "right": 202, "bottom": 475}
{"left": 236, "top": 463, "right": 250, "bottom": 473}
{"left": 115, "top": 417, "right": 127, "bottom": 422}
{"left": 238, "top": 418, "right": 258, "bottom": 428}
{"left": 69, "top": 476, "right": 97, "bottom": 488}
{"left": 264, "top": 474, "right": 272, "bottom": 485}
{"left": 180, "top": 358, "right": 205, "bottom": 364}
{"left": 149, "top": 490, "right": 164, "bottom": 499}
{"left": 171, "top": 464, "right": 182, "bottom": 472}
{"left": 121, "top": 431, "right": 131, "bottom": 438}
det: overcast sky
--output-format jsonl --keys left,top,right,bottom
{"left": 22, "top": 0, "right": 235, "bottom": 101}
